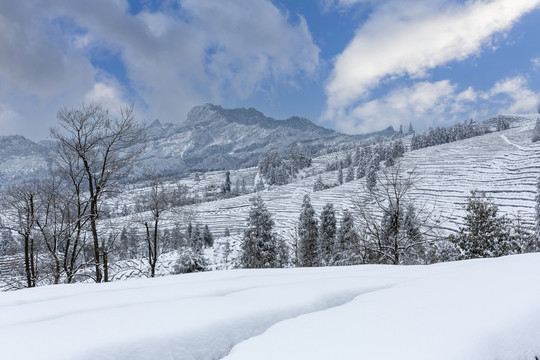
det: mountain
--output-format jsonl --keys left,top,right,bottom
{"left": 138, "top": 104, "right": 391, "bottom": 176}
{"left": 0, "top": 104, "right": 394, "bottom": 186}
{"left": 0, "top": 135, "right": 50, "bottom": 188}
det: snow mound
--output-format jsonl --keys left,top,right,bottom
{"left": 1, "top": 255, "right": 540, "bottom": 359}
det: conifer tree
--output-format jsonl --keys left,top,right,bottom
{"left": 191, "top": 224, "right": 202, "bottom": 250}
{"left": 454, "top": 191, "right": 519, "bottom": 259}
{"left": 202, "top": 224, "right": 214, "bottom": 247}
{"left": 345, "top": 164, "right": 354, "bottom": 182}
{"left": 313, "top": 175, "right": 325, "bottom": 192}
{"left": 240, "top": 196, "right": 277, "bottom": 268}
{"left": 334, "top": 209, "right": 361, "bottom": 265}
{"left": 318, "top": 203, "right": 336, "bottom": 265}
{"left": 408, "top": 122, "right": 414, "bottom": 134}
{"left": 338, "top": 167, "right": 344, "bottom": 185}
{"left": 222, "top": 170, "right": 232, "bottom": 194}
{"left": 298, "top": 194, "right": 319, "bottom": 267}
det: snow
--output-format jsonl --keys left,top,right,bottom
{"left": 2, "top": 254, "right": 540, "bottom": 359}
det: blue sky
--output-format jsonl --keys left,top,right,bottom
{"left": 0, "top": 0, "right": 539, "bottom": 140}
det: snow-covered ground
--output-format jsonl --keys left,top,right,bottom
{"left": 1, "top": 254, "right": 540, "bottom": 360}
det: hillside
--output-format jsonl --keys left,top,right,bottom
{"left": 126, "top": 115, "right": 540, "bottom": 240}
{"left": 1, "top": 254, "right": 539, "bottom": 359}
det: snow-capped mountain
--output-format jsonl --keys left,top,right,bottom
{"left": 0, "top": 104, "right": 394, "bottom": 187}
{"left": 139, "top": 104, "right": 393, "bottom": 175}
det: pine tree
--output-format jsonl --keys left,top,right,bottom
{"left": 313, "top": 175, "right": 325, "bottom": 192}
{"left": 224, "top": 227, "right": 231, "bottom": 237}
{"left": 298, "top": 194, "right": 319, "bottom": 267}
{"left": 186, "top": 221, "right": 193, "bottom": 241}
{"left": 532, "top": 119, "right": 540, "bottom": 142}
{"left": 202, "top": 224, "right": 214, "bottom": 247}
{"left": 318, "top": 203, "right": 336, "bottom": 265}
{"left": 337, "top": 167, "right": 344, "bottom": 185}
{"left": 222, "top": 170, "right": 232, "bottom": 194}
{"left": 191, "top": 224, "right": 202, "bottom": 250}
{"left": 454, "top": 191, "right": 519, "bottom": 259}
{"left": 334, "top": 209, "right": 361, "bottom": 265}
{"left": 408, "top": 122, "right": 414, "bottom": 134}
{"left": 240, "top": 196, "right": 277, "bottom": 268}
{"left": 399, "top": 124, "right": 403, "bottom": 136}
{"left": 345, "top": 164, "right": 354, "bottom": 182}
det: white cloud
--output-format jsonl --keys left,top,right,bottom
{"left": 489, "top": 76, "right": 539, "bottom": 114}
{"left": 324, "top": 0, "right": 540, "bottom": 132}
{"left": 532, "top": 57, "right": 540, "bottom": 69}
{"left": 0, "top": 0, "right": 319, "bottom": 139}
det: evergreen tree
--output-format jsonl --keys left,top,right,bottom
{"left": 334, "top": 209, "right": 361, "bottom": 265}
{"left": 186, "top": 221, "right": 193, "bottom": 241}
{"left": 337, "top": 167, "right": 344, "bottom": 185}
{"left": 345, "top": 164, "right": 355, "bottom": 182}
{"left": 240, "top": 196, "right": 277, "bottom": 268}
{"left": 366, "top": 154, "right": 379, "bottom": 191}
{"left": 399, "top": 124, "right": 403, "bottom": 136}
{"left": 408, "top": 122, "right": 414, "bottom": 134}
{"left": 313, "top": 175, "right": 325, "bottom": 192}
{"left": 191, "top": 224, "right": 202, "bottom": 250}
{"left": 533, "top": 119, "right": 540, "bottom": 142}
{"left": 453, "top": 191, "right": 519, "bottom": 259}
{"left": 255, "top": 178, "right": 265, "bottom": 192}
{"left": 224, "top": 227, "right": 231, "bottom": 237}
{"left": 202, "top": 224, "right": 214, "bottom": 247}
{"left": 222, "top": 170, "right": 232, "bottom": 194}
{"left": 298, "top": 194, "right": 319, "bottom": 267}
{"left": 318, "top": 203, "right": 336, "bottom": 265}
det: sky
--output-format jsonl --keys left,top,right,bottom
{"left": 0, "top": 0, "right": 540, "bottom": 140}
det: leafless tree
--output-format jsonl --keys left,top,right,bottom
{"left": 0, "top": 183, "right": 40, "bottom": 287}
{"left": 354, "top": 161, "right": 441, "bottom": 265}
{"left": 140, "top": 177, "right": 170, "bottom": 277}
{"left": 50, "top": 103, "right": 146, "bottom": 282}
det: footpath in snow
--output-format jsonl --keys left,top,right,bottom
{"left": 1, "top": 254, "right": 540, "bottom": 359}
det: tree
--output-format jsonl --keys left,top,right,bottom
{"left": 345, "top": 164, "right": 355, "bottom": 182}
{"left": 313, "top": 175, "right": 325, "bottom": 192}
{"left": 141, "top": 178, "right": 170, "bottom": 278}
{"left": 1, "top": 183, "right": 40, "bottom": 287}
{"left": 222, "top": 171, "right": 232, "bottom": 195}
{"left": 334, "top": 209, "right": 361, "bottom": 265}
{"left": 408, "top": 122, "right": 414, "bottom": 134}
{"left": 318, "top": 203, "right": 336, "bottom": 265}
{"left": 337, "top": 167, "right": 344, "bottom": 185}
{"left": 240, "top": 196, "right": 277, "bottom": 268}
{"left": 202, "top": 225, "right": 214, "bottom": 247}
{"left": 453, "top": 191, "right": 519, "bottom": 259}
{"left": 532, "top": 119, "right": 540, "bottom": 142}
{"left": 355, "top": 161, "right": 438, "bottom": 265}
{"left": 50, "top": 103, "right": 145, "bottom": 282}
{"left": 298, "top": 194, "right": 318, "bottom": 267}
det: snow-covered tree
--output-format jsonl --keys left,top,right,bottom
{"left": 298, "top": 194, "right": 318, "bottom": 267}
{"left": 345, "top": 164, "right": 355, "bottom": 182}
{"left": 313, "top": 175, "right": 325, "bottom": 192}
{"left": 240, "top": 196, "right": 277, "bottom": 268}
{"left": 337, "top": 167, "right": 344, "bottom": 185}
{"left": 318, "top": 203, "right": 336, "bottom": 265}
{"left": 408, "top": 122, "right": 414, "bottom": 134}
{"left": 334, "top": 209, "right": 361, "bottom": 265}
{"left": 453, "top": 191, "right": 519, "bottom": 259}
{"left": 222, "top": 170, "right": 232, "bottom": 194}
{"left": 202, "top": 225, "right": 214, "bottom": 248}
{"left": 174, "top": 247, "right": 207, "bottom": 274}
{"left": 532, "top": 119, "right": 540, "bottom": 142}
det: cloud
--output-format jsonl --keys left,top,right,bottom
{"left": 324, "top": 0, "right": 540, "bottom": 132}
{"left": 332, "top": 76, "right": 539, "bottom": 134}
{"left": 0, "top": 0, "right": 319, "bottom": 139}
{"left": 488, "top": 76, "right": 539, "bottom": 114}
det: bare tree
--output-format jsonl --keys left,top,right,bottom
{"left": 140, "top": 178, "right": 170, "bottom": 277}
{"left": 1, "top": 183, "right": 40, "bottom": 287}
{"left": 50, "top": 103, "right": 145, "bottom": 282}
{"left": 354, "top": 161, "right": 440, "bottom": 265}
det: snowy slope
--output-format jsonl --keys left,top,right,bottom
{"left": 134, "top": 116, "right": 540, "bottom": 239}
{"left": 1, "top": 254, "right": 539, "bottom": 359}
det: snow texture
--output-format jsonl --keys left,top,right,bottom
{"left": 1, "top": 254, "right": 540, "bottom": 359}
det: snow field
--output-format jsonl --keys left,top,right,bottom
{"left": 1, "top": 254, "right": 540, "bottom": 359}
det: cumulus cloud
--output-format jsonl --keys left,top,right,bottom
{"left": 333, "top": 75, "right": 539, "bottom": 134}
{"left": 324, "top": 0, "right": 540, "bottom": 133}
{"left": 0, "top": 0, "right": 319, "bottom": 139}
